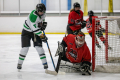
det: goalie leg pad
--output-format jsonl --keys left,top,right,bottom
{"left": 59, "top": 60, "right": 80, "bottom": 73}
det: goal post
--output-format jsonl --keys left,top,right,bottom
{"left": 92, "top": 17, "right": 120, "bottom": 73}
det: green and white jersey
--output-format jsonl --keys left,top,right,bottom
{"left": 23, "top": 10, "right": 46, "bottom": 36}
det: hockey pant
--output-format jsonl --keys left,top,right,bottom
{"left": 18, "top": 29, "right": 47, "bottom": 66}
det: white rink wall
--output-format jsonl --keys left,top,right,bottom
{"left": 0, "top": 16, "right": 88, "bottom": 33}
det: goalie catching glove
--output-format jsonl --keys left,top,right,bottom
{"left": 38, "top": 22, "right": 47, "bottom": 31}
{"left": 40, "top": 34, "right": 48, "bottom": 42}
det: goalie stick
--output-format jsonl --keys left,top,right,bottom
{"left": 45, "top": 42, "right": 65, "bottom": 75}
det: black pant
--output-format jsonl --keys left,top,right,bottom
{"left": 67, "top": 25, "right": 81, "bottom": 35}
{"left": 67, "top": 25, "right": 73, "bottom": 34}
{"left": 89, "top": 30, "right": 103, "bottom": 38}
{"left": 21, "top": 29, "right": 42, "bottom": 47}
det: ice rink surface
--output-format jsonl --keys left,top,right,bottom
{"left": 0, "top": 34, "right": 120, "bottom": 80}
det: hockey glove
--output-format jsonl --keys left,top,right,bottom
{"left": 81, "top": 21, "right": 87, "bottom": 29}
{"left": 38, "top": 22, "right": 47, "bottom": 31}
{"left": 73, "top": 30, "right": 79, "bottom": 35}
{"left": 40, "top": 34, "right": 48, "bottom": 43}
{"left": 80, "top": 61, "right": 91, "bottom": 75}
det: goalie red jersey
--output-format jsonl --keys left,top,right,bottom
{"left": 63, "top": 34, "right": 91, "bottom": 63}
{"left": 68, "top": 10, "right": 83, "bottom": 31}
{"left": 86, "top": 16, "right": 101, "bottom": 33}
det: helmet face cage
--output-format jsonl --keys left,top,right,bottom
{"left": 73, "top": 2, "right": 81, "bottom": 9}
{"left": 75, "top": 35, "right": 85, "bottom": 47}
{"left": 36, "top": 3, "right": 46, "bottom": 12}
{"left": 88, "top": 10, "right": 94, "bottom": 16}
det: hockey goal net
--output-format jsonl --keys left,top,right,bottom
{"left": 92, "top": 17, "right": 120, "bottom": 73}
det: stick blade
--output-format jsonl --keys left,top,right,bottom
{"left": 58, "top": 71, "right": 66, "bottom": 75}
{"left": 45, "top": 69, "right": 58, "bottom": 75}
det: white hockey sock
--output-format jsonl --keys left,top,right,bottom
{"left": 18, "top": 47, "right": 29, "bottom": 65}
{"left": 35, "top": 46, "right": 47, "bottom": 65}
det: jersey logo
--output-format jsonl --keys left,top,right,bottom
{"left": 86, "top": 21, "right": 92, "bottom": 28}
{"left": 71, "top": 19, "right": 74, "bottom": 23}
{"left": 69, "top": 42, "right": 73, "bottom": 45}
{"left": 33, "top": 24, "right": 37, "bottom": 28}
{"left": 68, "top": 48, "right": 77, "bottom": 60}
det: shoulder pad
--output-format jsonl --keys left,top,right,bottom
{"left": 29, "top": 10, "right": 38, "bottom": 23}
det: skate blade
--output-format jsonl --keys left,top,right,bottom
{"left": 18, "top": 69, "right": 21, "bottom": 72}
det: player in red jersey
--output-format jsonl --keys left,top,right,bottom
{"left": 67, "top": 2, "right": 86, "bottom": 35}
{"left": 86, "top": 10, "right": 112, "bottom": 50}
{"left": 55, "top": 32, "right": 91, "bottom": 75}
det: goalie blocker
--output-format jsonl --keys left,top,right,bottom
{"left": 55, "top": 32, "right": 92, "bottom": 75}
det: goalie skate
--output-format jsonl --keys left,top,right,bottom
{"left": 81, "top": 69, "right": 91, "bottom": 75}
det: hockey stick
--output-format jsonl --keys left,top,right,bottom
{"left": 45, "top": 41, "right": 65, "bottom": 75}
{"left": 45, "top": 54, "right": 65, "bottom": 75}
{"left": 43, "top": 31, "right": 56, "bottom": 69}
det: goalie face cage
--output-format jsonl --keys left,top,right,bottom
{"left": 92, "top": 17, "right": 120, "bottom": 73}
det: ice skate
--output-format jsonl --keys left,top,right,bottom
{"left": 96, "top": 44, "right": 101, "bottom": 49}
{"left": 17, "top": 64, "right": 22, "bottom": 72}
{"left": 44, "top": 63, "right": 48, "bottom": 69}
{"left": 108, "top": 46, "right": 113, "bottom": 51}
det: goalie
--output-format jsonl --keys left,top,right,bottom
{"left": 55, "top": 32, "right": 91, "bottom": 75}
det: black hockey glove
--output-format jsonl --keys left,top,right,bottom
{"left": 40, "top": 34, "right": 48, "bottom": 43}
{"left": 96, "top": 21, "right": 100, "bottom": 25}
{"left": 81, "top": 21, "right": 87, "bottom": 29}
{"left": 80, "top": 61, "right": 91, "bottom": 75}
{"left": 73, "top": 30, "right": 79, "bottom": 35}
{"left": 38, "top": 22, "right": 47, "bottom": 31}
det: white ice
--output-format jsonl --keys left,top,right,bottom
{"left": 0, "top": 34, "right": 120, "bottom": 80}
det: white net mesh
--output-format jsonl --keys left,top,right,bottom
{"left": 94, "top": 17, "right": 120, "bottom": 73}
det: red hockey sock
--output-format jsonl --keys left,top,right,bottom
{"left": 99, "top": 36, "right": 105, "bottom": 42}
{"left": 95, "top": 38, "right": 99, "bottom": 45}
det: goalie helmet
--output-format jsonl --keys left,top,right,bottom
{"left": 36, "top": 3, "right": 46, "bottom": 12}
{"left": 73, "top": 2, "right": 81, "bottom": 9}
{"left": 88, "top": 10, "right": 94, "bottom": 16}
{"left": 75, "top": 32, "right": 85, "bottom": 47}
